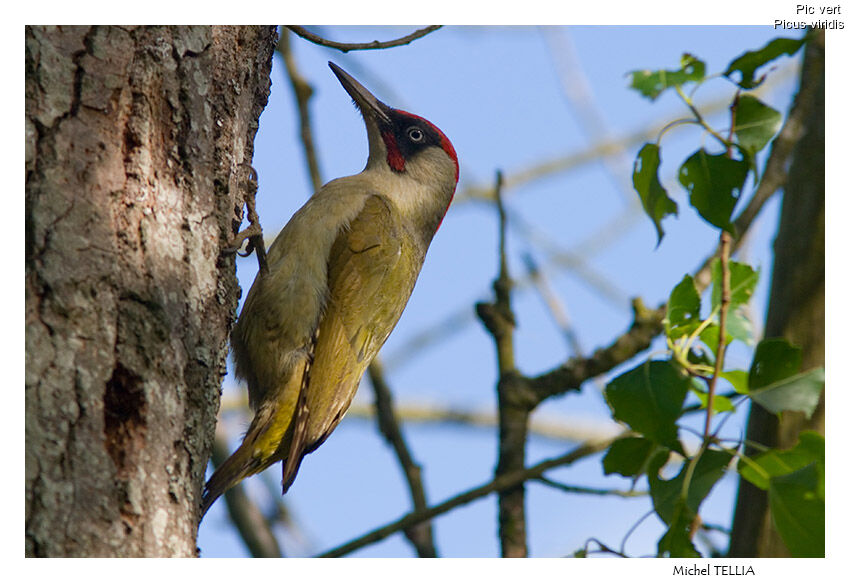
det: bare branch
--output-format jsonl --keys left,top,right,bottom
{"left": 277, "top": 29, "right": 323, "bottom": 191}
{"left": 475, "top": 171, "right": 531, "bottom": 557}
{"left": 542, "top": 27, "right": 636, "bottom": 204}
{"left": 705, "top": 232, "right": 733, "bottom": 439}
{"left": 384, "top": 65, "right": 796, "bottom": 372}
{"left": 693, "top": 62, "right": 815, "bottom": 291}
{"left": 317, "top": 435, "right": 619, "bottom": 558}
{"left": 523, "top": 251, "right": 585, "bottom": 355}
{"left": 535, "top": 476, "right": 646, "bottom": 498}
{"left": 528, "top": 298, "right": 665, "bottom": 403}
{"left": 344, "top": 400, "right": 623, "bottom": 443}
{"left": 367, "top": 359, "right": 437, "bottom": 557}
{"left": 455, "top": 63, "right": 795, "bottom": 206}
{"left": 286, "top": 25, "right": 442, "bottom": 53}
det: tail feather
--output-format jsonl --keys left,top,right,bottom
{"left": 201, "top": 355, "right": 311, "bottom": 518}
{"left": 200, "top": 444, "right": 262, "bottom": 518}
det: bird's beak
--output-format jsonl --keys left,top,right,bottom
{"left": 329, "top": 62, "right": 393, "bottom": 126}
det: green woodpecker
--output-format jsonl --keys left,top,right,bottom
{"left": 201, "top": 62, "right": 458, "bottom": 516}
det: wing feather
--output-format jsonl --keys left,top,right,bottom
{"left": 298, "top": 195, "right": 422, "bottom": 460}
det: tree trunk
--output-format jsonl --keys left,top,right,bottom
{"left": 727, "top": 29, "right": 824, "bottom": 558}
{"left": 25, "top": 25, "right": 276, "bottom": 557}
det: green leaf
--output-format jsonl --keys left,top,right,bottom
{"left": 649, "top": 448, "right": 733, "bottom": 525}
{"left": 720, "top": 369, "right": 749, "bottom": 394}
{"left": 702, "top": 260, "right": 758, "bottom": 349}
{"left": 602, "top": 436, "right": 657, "bottom": 477}
{"left": 710, "top": 259, "right": 759, "bottom": 311}
{"left": 629, "top": 53, "right": 706, "bottom": 100}
{"left": 724, "top": 309, "right": 755, "bottom": 345}
{"left": 748, "top": 339, "right": 823, "bottom": 417}
{"left": 698, "top": 323, "right": 725, "bottom": 355}
{"left": 748, "top": 338, "right": 801, "bottom": 389}
{"left": 604, "top": 360, "right": 690, "bottom": 449}
{"left": 724, "top": 37, "right": 806, "bottom": 90}
{"left": 734, "top": 95, "right": 782, "bottom": 154}
{"left": 666, "top": 274, "right": 701, "bottom": 339}
{"left": 699, "top": 313, "right": 753, "bottom": 353}
{"left": 679, "top": 149, "right": 749, "bottom": 232}
{"left": 692, "top": 390, "right": 736, "bottom": 413}
{"left": 769, "top": 463, "right": 825, "bottom": 557}
{"left": 749, "top": 368, "right": 824, "bottom": 419}
{"left": 633, "top": 143, "right": 678, "bottom": 244}
{"left": 657, "top": 500, "right": 701, "bottom": 558}
{"left": 738, "top": 431, "right": 824, "bottom": 490}
{"left": 657, "top": 500, "right": 701, "bottom": 559}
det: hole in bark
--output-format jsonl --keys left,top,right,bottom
{"left": 104, "top": 364, "right": 147, "bottom": 477}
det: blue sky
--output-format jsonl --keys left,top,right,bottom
{"left": 197, "top": 25, "right": 805, "bottom": 558}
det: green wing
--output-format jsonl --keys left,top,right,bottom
{"left": 280, "top": 194, "right": 423, "bottom": 488}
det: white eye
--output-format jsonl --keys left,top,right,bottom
{"left": 407, "top": 127, "right": 424, "bottom": 142}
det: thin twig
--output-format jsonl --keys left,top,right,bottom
{"left": 700, "top": 90, "right": 739, "bottom": 442}
{"left": 619, "top": 508, "right": 656, "bottom": 556}
{"left": 286, "top": 25, "right": 442, "bottom": 53}
{"left": 687, "top": 232, "right": 733, "bottom": 540}
{"left": 693, "top": 64, "right": 810, "bottom": 291}
{"left": 705, "top": 232, "right": 732, "bottom": 440}
{"left": 219, "top": 391, "right": 624, "bottom": 449}
{"left": 541, "top": 27, "right": 637, "bottom": 204}
{"left": 523, "top": 252, "right": 584, "bottom": 356}
{"left": 317, "top": 436, "right": 619, "bottom": 558}
{"left": 584, "top": 537, "right": 630, "bottom": 558}
{"left": 512, "top": 211, "right": 630, "bottom": 307}
{"left": 455, "top": 65, "right": 795, "bottom": 205}
{"left": 367, "top": 359, "right": 437, "bottom": 557}
{"left": 527, "top": 298, "right": 665, "bottom": 403}
{"left": 277, "top": 29, "right": 323, "bottom": 191}
{"left": 535, "top": 476, "right": 646, "bottom": 498}
{"left": 385, "top": 66, "right": 796, "bottom": 373}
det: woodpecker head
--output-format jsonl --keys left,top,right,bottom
{"left": 329, "top": 62, "right": 458, "bottom": 235}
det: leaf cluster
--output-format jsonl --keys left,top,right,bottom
{"left": 629, "top": 36, "right": 804, "bottom": 244}
{"left": 594, "top": 33, "right": 824, "bottom": 558}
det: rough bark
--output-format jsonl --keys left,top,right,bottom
{"left": 25, "top": 25, "right": 276, "bottom": 557}
{"left": 727, "top": 29, "right": 824, "bottom": 558}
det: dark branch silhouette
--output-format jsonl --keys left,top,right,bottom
{"left": 286, "top": 25, "right": 442, "bottom": 53}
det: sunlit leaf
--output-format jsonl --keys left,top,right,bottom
{"left": 734, "top": 95, "right": 782, "bottom": 154}
{"left": 747, "top": 339, "right": 823, "bottom": 417}
{"left": 692, "top": 390, "right": 736, "bottom": 413}
{"left": 724, "top": 309, "right": 755, "bottom": 345}
{"left": 710, "top": 260, "right": 759, "bottom": 311}
{"left": 750, "top": 368, "right": 824, "bottom": 419}
{"left": 629, "top": 53, "right": 706, "bottom": 100}
{"left": 666, "top": 274, "right": 701, "bottom": 339}
{"left": 738, "top": 431, "right": 824, "bottom": 490}
{"left": 720, "top": 369, "right": 749, "bottom": 394}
